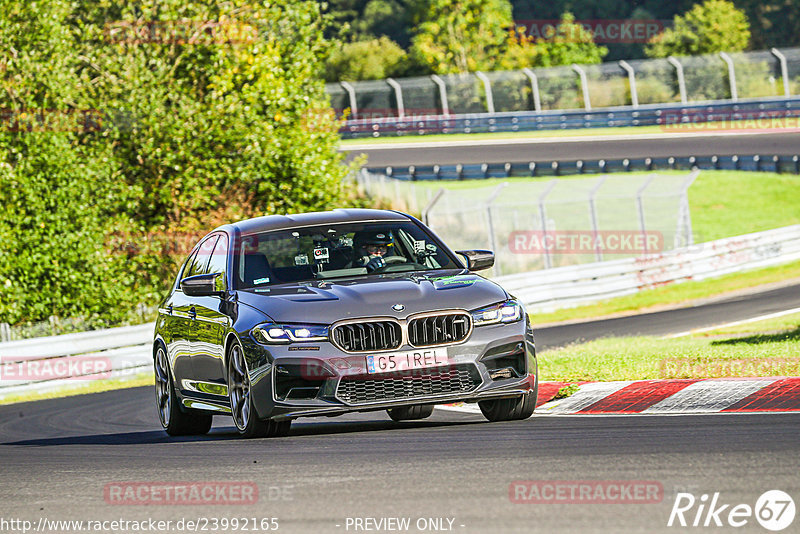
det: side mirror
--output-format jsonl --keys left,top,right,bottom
{"left": 181, "top": 273, "right": 223, "bottom": 297}
{"left": 456, "top": 250, "right": 494, "bottom": 271}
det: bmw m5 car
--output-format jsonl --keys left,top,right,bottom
{"left": 153, "top": 209, "right": 538, "bottom": 438}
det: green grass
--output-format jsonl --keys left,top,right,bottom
{"left": 341, "top": 121, "right": 800, "bottom": 148}
{"left": 340, "top": 120, "right": 800, "bottom": 146}
{"left": 403, "top": 169, "right": 800, "bottom": 323}
{"left": 539, "top": 312, "right": 800, "bottom": 382}
{"left": 689, "top": 171, "right": 800, "bottom": 241}
{"left": 528, "top": 258, "right": 800, "bottom": 325}
{"left": 340, "top": 124, "right": 668, "bottom": 146}
{"left": 411, "top": 170, "right": 800, "bottom": 240}
{"left": 0, "top": 372, "right": 153, "bottom": 405}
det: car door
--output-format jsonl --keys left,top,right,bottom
{"left": 190, "top": 232, "right": 231, "bottom": 389}
{"left": 163, "top": 247, "right": 199, "bottom": 383}
{"left": 174, "top": 235, "right": 218, "bottom": 390}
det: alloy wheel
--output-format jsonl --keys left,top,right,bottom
{"left": 154, "top": 347, "right": 172, "bottom": 427}
{"left": 228, "top": 344, "right": 251, "bottom": 431}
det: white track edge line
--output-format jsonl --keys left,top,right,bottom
{"left": 664, "top": 306, "right": 800, "bottom": 338}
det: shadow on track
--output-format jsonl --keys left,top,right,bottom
{"left": 2, "top": 417, "right": 483, "bottom": 447}
{"left": 711, "top": 326, "right": 800, "bottom": 346}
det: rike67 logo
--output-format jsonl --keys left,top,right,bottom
{"left": 668, "top": 490, "right": 795, "bottom": 531}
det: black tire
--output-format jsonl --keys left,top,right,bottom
{"left": 478, "top": 389, "right": 537, "bottom": 423}
{"left": 154, "top": 346, "right": 212, "bottom": 436}
{"left": 387, "top": 404, "right": 435, "bottom": 421}
{"left": 227, "top": 341, "right": 290, "bottom": 438}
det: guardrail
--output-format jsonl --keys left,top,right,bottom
{"left": 342, "top": 96, "right": 800, "bottom": 138}
{"left": 0, "top": 323, "right": 154, "bottom": 400}
{"left": 3, "top": 226, "right": 799, "bottom": 394}
{"left": 328, "top": 47, "right": 800, "bottom": 138}
{"left": 495, "top": 225, "right": 800, "bottom": 312}
{"left": 367, "top": 153, "right": 800, "bottom": 181}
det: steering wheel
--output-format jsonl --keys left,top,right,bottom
{"left": 370, "top": 261, "right": 425, "bottom": 274}
{"left": 383, "top": 256, "right": 407, "bottom": 264}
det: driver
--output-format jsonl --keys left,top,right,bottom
{"left": 354, "top": 231, "right": 395, "bottom": 272}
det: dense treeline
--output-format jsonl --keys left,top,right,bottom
{"left": 323, "top": 0, "right": 791, "bottom": 79}
{"left": 0, "top": 1, "right": 351, "bottom": 326}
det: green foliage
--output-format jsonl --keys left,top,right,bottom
{"left": 325, "top": 36, "right": 409, "bottom": 81}
{"left": 409, "top": 6, "right": 607, "bottom": 76}
{"left": 354, "top": 0, "right": 412, "bottom": 48}
{"left": 410, "top": 0, "right": 514, "bottom": 74}
{"left": 525, "top": 13, "right": 608, "bottom": 68}
{"left": 0, "top": 0, "right": 350, "bottom": 326}
{"left": 646, "top": 0, "right": 751, "bottom": 58}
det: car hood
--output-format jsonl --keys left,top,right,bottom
{"left": 236, "top": 270, "right": 509, "bottom": 324}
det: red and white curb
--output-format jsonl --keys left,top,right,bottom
{"left": 439, "top": 377, "right": 800, "bottom": 415}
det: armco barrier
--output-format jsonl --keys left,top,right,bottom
{"left": 495, "top": 225, "right": 800, "bottom": 312}
{"left": 368, "top": 154, "right": 800, "bottom": 181}
{"left": 341, "top": 96, "right": 800, "bottom": 138}
{"left": 0, "top": 323, "right": 154, "bottom": 400}
{"left": 2, "top": 226, "right": 799, "bottom": 395}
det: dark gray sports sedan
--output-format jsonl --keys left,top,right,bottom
{"left": 153, "top": 209, "right": 537, "bottom": 438}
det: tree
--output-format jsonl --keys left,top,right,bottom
{"left": 325, "top": 37, "right": 409, "bottom": 81}
{"left": 410, "top": 0, "right": 514, "bottom": 74}
{"left": 500, "top": 13, "right": 607, "bottom": 70}
{"left": 645, "top": 0, "right": 751, "bottom": 58}
{"left": 354, "top": 0, "right": 413, "bottom": 48}
{"left": 0, "top": 0, "right": 351, "bottom": 325}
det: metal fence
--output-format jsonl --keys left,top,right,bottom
{"left": 496, "top": 224, "right": 800, "bottom": 312}
{"left": 327, "top": 47, "right": 800, "bottom": 137}
{"left": 357, "top": 169, "right": 698, "bottom": 277}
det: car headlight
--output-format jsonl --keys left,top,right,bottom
{"left": 471, "top": 300, "right": 523, "bottom": 326}
{"left": 252, "top": 323, "right": 329, "bottom": 344}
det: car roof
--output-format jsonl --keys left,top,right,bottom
{"left": 228, "top": 209, "right": 411, "bottom": 235}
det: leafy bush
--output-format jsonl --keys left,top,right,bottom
{"left": 0, "top": 0, "right": 350, "bottom": 326}
{"left": 325, "top": 37, "right": 409, "bottom": 81}
{"left": 646, "top": 0, "right": 750, "bottom": 58}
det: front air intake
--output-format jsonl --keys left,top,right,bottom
{"left": 408, "top": 313, "right": 471, "bottom": 347}
{"left": 331, "top": 320, "right": 402, "bottom": 353}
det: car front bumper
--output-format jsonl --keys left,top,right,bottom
{"left": 242, "top": 319, "right": 537, "bottom": 421}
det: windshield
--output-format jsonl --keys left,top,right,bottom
{"left": 235, "top": 221, "right": 462, "bottom": 289}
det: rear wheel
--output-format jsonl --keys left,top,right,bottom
{"left": 154, "top": 346, "right": 212, "bottom": 436}
{"left": 227, "top": 341, "right": 290, "bottom": 438}
{"left": 387, "top": 404, "right": 434, "bottom": 421}
{"left": 478, "top": 389, "right": 537, "bottom": 423}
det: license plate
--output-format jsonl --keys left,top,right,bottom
{"left": 366, "top": 348, "right": 449, "bottom": 374}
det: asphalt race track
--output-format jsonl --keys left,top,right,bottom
{"left": 2, "top": 392, "right": 799, "bottom": 533}
{"left": 2, "top": 284, "right": 799, "bottom": 533}
{"left": 343, "top": 131, "right": 800, "bottom": 167}
{"left": 535, "top": 281, "right": 800, "bottom": 350}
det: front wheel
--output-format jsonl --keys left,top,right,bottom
{"left": 227, "top": 342, "right": 290, "bottom": 438}
{"left": 478, "top": 390, "right": 536, "bottom": 422}
{"left": 154, "top": 346, "right": 212, "bottom": 436}
{"left": 387, "top": 404, "right": 434, "bottom": 421}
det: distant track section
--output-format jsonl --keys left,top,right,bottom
{"left": 343, "top": 130, "right": 800, "bottom": 167}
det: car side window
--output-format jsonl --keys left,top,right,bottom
{"left": 186, "top": 235, "right": 218, "bottom": 277}
{"left": 207, "top": 233, "right": 228, "bottom": 291}
{"left": 177, "top": 248, "right": 199, "bottom": 286}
